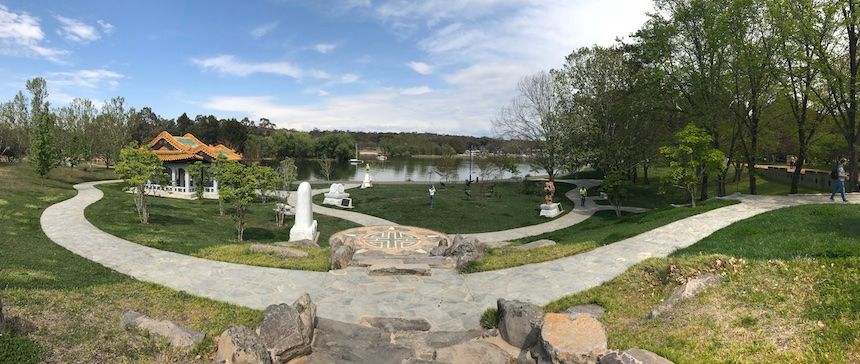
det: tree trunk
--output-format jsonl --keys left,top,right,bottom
{"left": 746, "top": 131, "right": 758, "bottom": 195}
{"left": 219, "top": 198, "right": 225, "bottom": 216}
{"left": 689, "top": 190, "right": 697, "bottom": 208}
{"left": 699, "top": 172, "right": 709, "bottom": 201}
{"left": 850, "top": 146, "right": 858, "bottom": 192}
{"left": 643, "top": 162, "right": 650, "bottom": 184}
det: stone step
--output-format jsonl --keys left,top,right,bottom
{"left": 352, "top": 253, "right": 455, "bottom": 269}
{"left": 368, "top": 263, "right": 432, "bottom": 276}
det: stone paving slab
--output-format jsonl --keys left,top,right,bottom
{"left": 40, "top": 180, "right": 855, "bottom": 331}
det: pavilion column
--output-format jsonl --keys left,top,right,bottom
{"left": 213, "top": 179, "right": 219, "bottom": 194}
{"left": 184, "top": 167, "right": 191, "bottom": 192}
{"left": 170, "top": 167, "right": 177, "bottom": 186}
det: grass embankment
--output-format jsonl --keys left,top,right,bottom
{"left": 323, "top": 180, "right": 575, "bottom": 233}
{"left": 87, "top": 183, "right": 360, "bottom": 271}
{"left": 463, "top": 199, "right": 738, "bottom": 272}
{"left": 545, "top": 204, "right": 860, "bottom": 363}
{"left": 0, "top": 164, "right": 261, "bottom": 363}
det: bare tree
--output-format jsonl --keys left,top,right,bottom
{"left": 318, "top": 158, "right": 334, "bottom": 181}
{"left": 494, "top": 71, "right": 578, "bottom": 181}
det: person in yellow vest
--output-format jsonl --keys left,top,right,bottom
{"left": 579, "top": 186, "right": 587, "bottom": 207}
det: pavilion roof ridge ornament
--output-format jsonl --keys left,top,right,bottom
{"left": 147, "top": 131, "right": 242, "bottom": 163}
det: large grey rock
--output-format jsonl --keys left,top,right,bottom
{"left": 442, "top": 235, "right": 485, "bottom": 269}
{"left": 435, "top": 340, "right": 515, "bottom": 364}
{"left": 359, "top": 317, "right": 432, "bottom": 332}
{"left": 331, "top": 244, "right": 356, "bottom": 270}
{"left": 368, "top": 263, "right": 431, "bottom": 276}
{"left": 540, "top": 313, "right": 606, "bottom": 364}
{"left": 307, "top": 317, "right": 414, "bottom": 364}
{"left": 649, "top": 273, "right": 725, "bottom": 319}
{"left": 598, "top": 349, "right": 673, "bottom": 364}
{"left": 565, "top": 304, "right": 606, "bottom": 320}
{"left": 119, "top": 311, "right": 204, "bottom": 349}
{"left": 216, "top": 326, "right": 274, "bottom": 364}
{"left": 250, "top": 244, "right": 309, "bottom": 257}
{"left": 497, "top": 299, "right": 544, "bottom": 349}
{"left": 513, "top": 239, "right": 556, "bottom": 251}
{"left": 257, "top": 294, "right": 316, "bottom": 363}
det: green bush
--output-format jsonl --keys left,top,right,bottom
{"left": 480, "top": 308, "right": 499, "bottom": 329}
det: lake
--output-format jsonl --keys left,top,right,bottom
{"left": 292, "top": 157, "right": 535, "bottom": 182}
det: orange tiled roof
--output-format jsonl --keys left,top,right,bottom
{"left": 147, "top": 131, "right": 242, "bottom": 162}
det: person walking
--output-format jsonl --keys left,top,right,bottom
{"left": 830, "top": 158, "right": 849, "bottom": 203}
{"left": 429, "top": 184, "right": 437, "bottom": 208}
{"left": 579, "top": 186, "right": 587, "bottom": 207}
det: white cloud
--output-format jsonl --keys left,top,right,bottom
{"left": 400, "top": 86, "right": 432, "bottom": 95}
{"left": 47, "top": 69, "right": 124, "bottom": 89}
{"left": 340, "top": 73, "right": 360, "bottom": 83}
{"left": 97, "top": 19, "right": 114, "bottom": 34}
{"left": 407, "top": 61, "right": 432, "bottom": 75}
{"left": 0, "top": 5, "right": 66, "bottom": 62}
{"left": 55, "top": 15, "right": 100, "bottom": 43}
{"left": 313, "top": 42, "right": 337, "bottom": 54}
{"left": 250, "top": 21, "right": 278, "bottom": 38}
{"left": 192, "top": 55, "right": 307, "bottom": 78}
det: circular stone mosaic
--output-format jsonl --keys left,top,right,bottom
{"left": 329, "top": 226, "right": 448, "bottom": 254}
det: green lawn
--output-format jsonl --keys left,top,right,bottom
{"left": 0, "top": 163, "right": 261, "bottom": 363}
{"left": 322, "top": 180, "right": 576, "bottom": 233}
{"left": 463, "top": 199, "right": 738, "bottom": 272}
{"left": 544, "top": 204, "right": 860, "bottom": 363}
{"left": 86, "top": 183, "right": 360, "bottom": 271}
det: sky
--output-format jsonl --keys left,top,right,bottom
{"left": 0, "top": 0, "right": 653, "bottom": 136}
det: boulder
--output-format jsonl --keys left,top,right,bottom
{"left": 331, "top": 244, "right": 356, "bottom": 270}
{"left": 308, "top": 318, "right": 414, "bottom": 364}
{"left": 429, "top": 246, "right": 448, "bottom": 257}
{"left": 598, "top": 349, "right": 673, "bottom": 364}
{"left": 257, "top": 294, "right": 317, "bottom": 363}
{"left": 443, "top": 235, "right": 485, "bottom": 270}
{"left": 648, "top": 273, "right": 725, "bottom": 319}
{"left": 359, "top": 317, "right": 432, "bottom": 332}
{"left": 540, "top": 313, "right": 606, "bottom": 364}
{"left": 497, "top": 299, "right": 544, "bottom": 349}
{"left": 435, "top": 340, "right": 515, "bottom": 364}
{"left": 513, "top": 240, "right": 556, "bottom": 251}
{"left": 565, "top": 304, "right": 606, "bottom": 320}
{"left": 119, "top": 311, "right": 204, "bottom": 349}
{"left": 275, "top": 239, "right": 320, "bottom": 249}
{"left": 216, "top": 326, "right": 274, "bottom": 364}
{"left": 250, "top": 244, "right": 309, "bottom": 257}
{"left": 368, "top": 263, "right": 431, "bottom": 276}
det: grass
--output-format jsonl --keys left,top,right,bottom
{"left": 0, "top": 163, "right": 262, "bottom": 362}
{"left": 544, "top": 203, "right": 860, "bottom": 363}
{"left": 86, "top": 183, "right": 361, "bottom": 271}
{"left": 322, "top": 180, "right": 576, "bottom": 233}
{"left": 463, "top": 199, "right": 738, "bottom": 272}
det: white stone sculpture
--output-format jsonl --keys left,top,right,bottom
{"left": 323, "top": 183, "right": 351, "bottom": 207}
{"left": 290, "top": 182, "right": 318, "bottom": 242}
{"left": 361, "top": 172, "right": 373, "bottom": 189}
{"left": 539, "top": 202, "right": 563, "bottom": 218}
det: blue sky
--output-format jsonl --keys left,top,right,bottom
{"left": 0, "top": 0, "right": 652, "bottom": 136}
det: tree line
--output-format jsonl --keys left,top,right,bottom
{"left": 497, "top": 0, "right": 860, "bottom": 196}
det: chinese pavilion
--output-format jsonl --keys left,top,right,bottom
{"left": 144, "top": 131, "right": 242, "bottom": 199}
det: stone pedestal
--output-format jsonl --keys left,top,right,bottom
{"left": 290, "top": 182, "right": 318, "bottom": 242}
{"left": 539, "top": 203, "right": 562, "bottom": 218}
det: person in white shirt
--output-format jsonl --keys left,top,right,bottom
{"left": 429, "top": 185, "right": 436, "bottom": 209}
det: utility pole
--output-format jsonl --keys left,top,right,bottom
{"left": 469, "top": 146, "right": 473, "bottom": 182}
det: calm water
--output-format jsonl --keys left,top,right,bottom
{"left": 293, "top": 157, "right": 534, "bottom": 182}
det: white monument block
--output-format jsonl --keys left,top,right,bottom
{"left": 290, "top": 182, "right": 318, "bottom": 242}
{"left": 539, "top": 203, "right": 562, "bottom": 218}
{"left": 323, "top": 183, "right": 352, "bottom": 207}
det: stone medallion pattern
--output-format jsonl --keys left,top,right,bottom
{"left": 331, "top": 226, "right": 447, "bottom": 254}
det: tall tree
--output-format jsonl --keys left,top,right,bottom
{"left": 96, "top": 97, "right": 130, "bottom": 167}
{"left": 175, "top": 112, "right": 193, "bottom": 135}
{"left": 494, "top": 71, "right": 579, "bottom": 181}
{"left": 660, "top": 124, "right": 726, "bottom": 207}
{"left": 26, "top": 78, "right": 56, "bottom": 178}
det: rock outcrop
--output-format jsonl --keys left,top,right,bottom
{"left": 430, "top": 235, "right": 485, "bottom": 270}
{"left": 649, "top": 273, "right": 724, "bottom": 319}
{"left": 497, "top": 299, "right": 544, "bottom": 349}
{"left": 119, "top": 311, "right": 205, "bottom": 349}
{"left": 435, "top": 340, "right": 515, "bottom": 364}
{"left": 216, "top": 326, "right": 273, "bottom": 364}
{"left": 257, "top": 294, "right": 317, "bottom": 363}
{"left": 540, "top": 313, "right": 607, "bottom": 364}
{"left": 331, "top": 244, "right": 356, "bottom": 270}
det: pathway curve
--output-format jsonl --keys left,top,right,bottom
{"left": 41, "top": 181, "right": 855, "bottom": 331}
{"left": 298, "top": 179, "right": 647, "bottom": 243}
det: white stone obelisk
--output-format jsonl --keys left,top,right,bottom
{"left": 290, "top": 182, "right": 318, "bottom": 242}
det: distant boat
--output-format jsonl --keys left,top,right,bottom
{"left": 376, "top": 155, "right": 387, "bottom": 161}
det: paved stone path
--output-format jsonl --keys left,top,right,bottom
{"left": 40, "top": 181, "right": 855, "bottom": 331}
